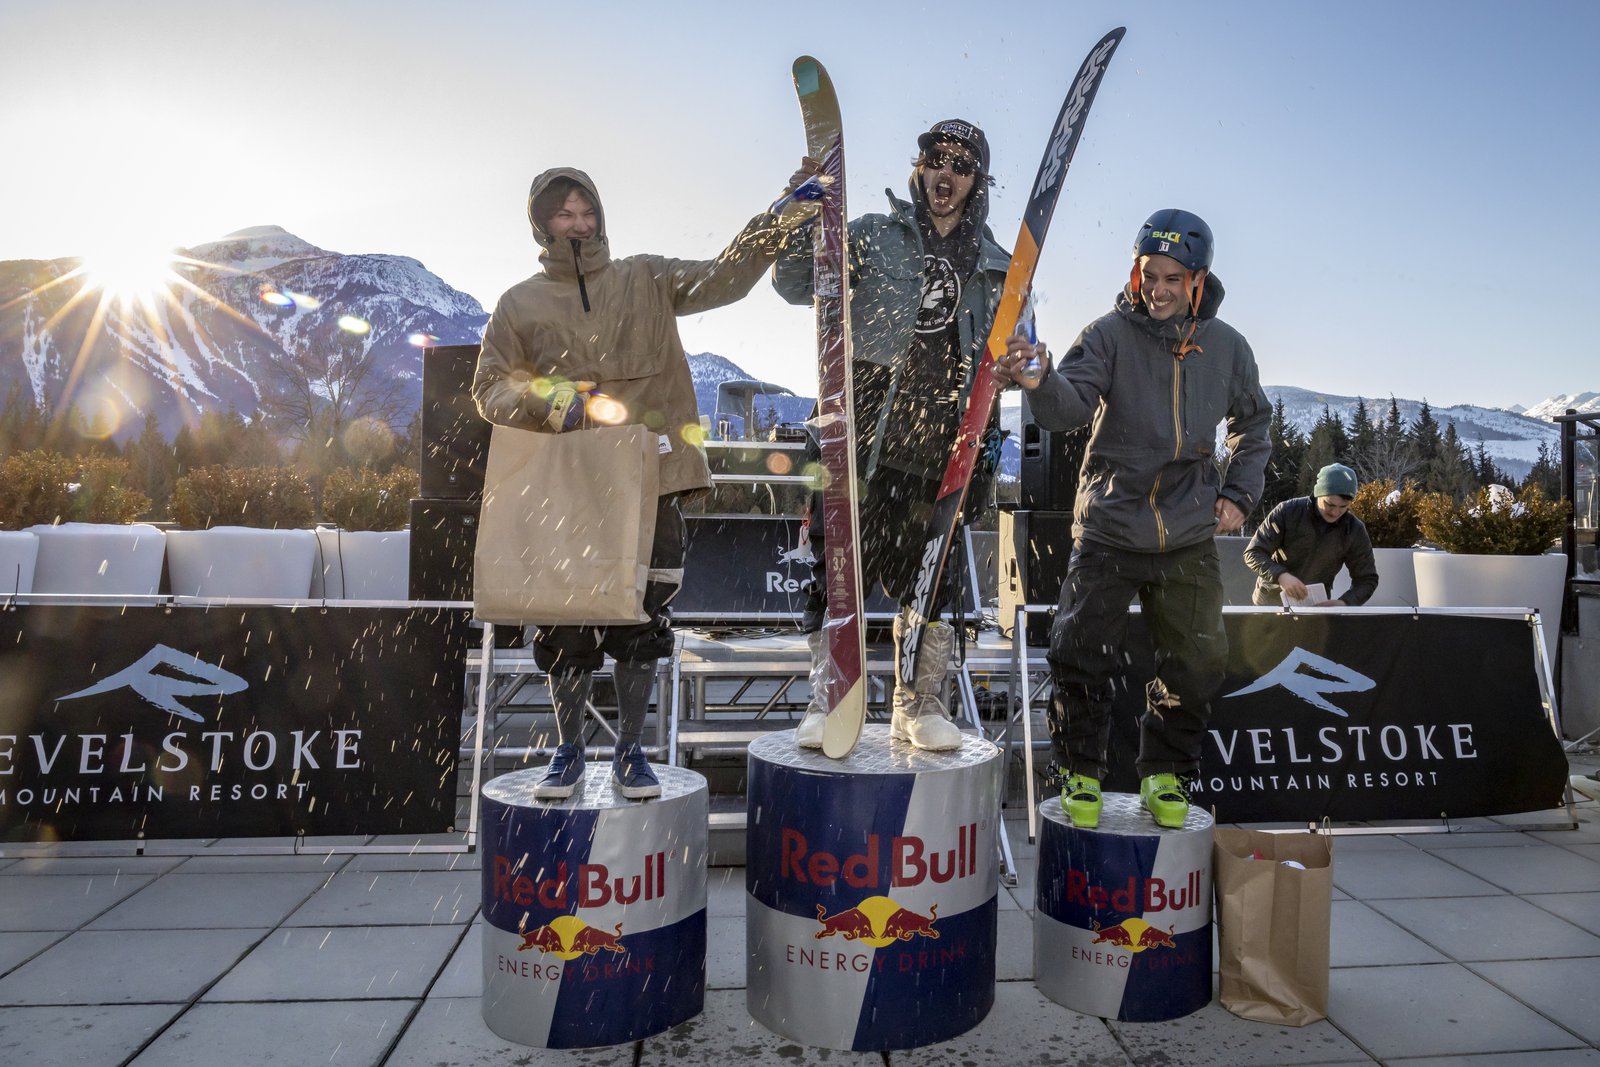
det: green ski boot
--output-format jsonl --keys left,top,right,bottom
{"left": 1140, "top": 773, "right": 1189, "bottom": 829}
{"left": 1060, "top": 774, "right": 1103, "bottom": 829}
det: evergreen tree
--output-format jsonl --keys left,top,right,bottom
{"left": 197, "top": 409, "right": 250, "bottom": 466}
{"left": 172, "top": 424, "right": 200, "bottom": 475}
{"left": 1298, "top": 406, "right": 1349, "bottom": 495}
{"left": 1471, "top": 439, "right": 1513, "bottom": 488}
{"left": 1260, "top": 398, "right": 1306, "bottom": 513}
{"left": 123, "top": 412, "right": 178, "bottom": 520}
{"left": 1409, "top": 401, "right": 1445, "bottom": 492}
{"left": 1348, "top": 398, "right": 1379, "bottom": 481}
{"left": 0, "top": 382, "right": 48, "bottom": 456}
{"left": 1436, "top": 422, "right": 1476, "bottom": 499}
{"left": 1524, "top": 440, "right": 1562, "bottom": 498}
{"left": 1366, "top": 396, "right": 1418, "bottom": 485}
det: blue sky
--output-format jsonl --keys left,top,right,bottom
{"left": 2, "top": 0, "right": 1594, "bottom": 409}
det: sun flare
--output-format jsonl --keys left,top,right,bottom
{"left": 77, "top": 241, "right": 181, "bottom": 307}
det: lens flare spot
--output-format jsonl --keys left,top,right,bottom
{"left": 260, "top": 289, "right": 294, "bottom": 308}
{"left": 77, "top": 393, "right": 123, "bottom": 440}
{"left": 766, "top": 452, "right": 794, "bottom": 475}
{"left": 337, "top": 314, "right": 371, "bottom": 335}
{"left": 342, "top": 416, "right": 396, "bottom": 465}
{"left": 408, "top": 332, "right": 439, "bottom": 347}
{"left": 587, "top": 394, "right": 628, "bottom": 425}
{"left": 802, "top": 461, "right": 831, "bottom": 490}
{"left": 285, "top": 290, "right": 321, "bottom": 310}
{"left": 679, "top": 422, "right": 707, "bottom": 448}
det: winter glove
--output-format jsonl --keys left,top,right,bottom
{"left": 769, "top": 167, "right": 827, "bottom": 229}
{"left": 527, "top": 378, "right": 595, "bottom": 432}
{"left": 978, "top": 426, "right": 1007, "bottom": 477}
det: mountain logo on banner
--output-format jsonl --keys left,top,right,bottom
{"left": 1223, "top": 647, "right": 1375, "bottom": 717}
{"left": 58, "top": 644, "right": 249, "bottom": 722}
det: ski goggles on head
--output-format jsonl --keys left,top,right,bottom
{"left": 921, "top": 146, "right": 979, "bottom": 177}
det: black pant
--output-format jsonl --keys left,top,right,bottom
{"left": 530, "top": 495, "right": 687, "bottom": 675}
{"left": 1045, "top": 538, "right": 1227, "bottom": 780}
{"left": 796, "top": 361, "right": 982, "bottom": 633}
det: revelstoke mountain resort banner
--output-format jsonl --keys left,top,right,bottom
{"left": 0, "top": 605, "right": 475, "bottom": 842}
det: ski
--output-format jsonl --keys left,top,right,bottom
{"left": 791, "top": 56, "right": 868, "bottom": 759}
{"left": 897, "top": 27, "right": 1126, "bottom": 686}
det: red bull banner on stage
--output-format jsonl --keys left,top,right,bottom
{"left": 0, "top": 604, "right": 472, "bottom": 841}
{"left": 1034, "top": 795, "right": 1213, "bottom": 1021}
{"left": 745, "top": 728, "right": 1001, "bottom": 1051}
{"left": 480, "top": 766, "right": 708, "bottom": 1049}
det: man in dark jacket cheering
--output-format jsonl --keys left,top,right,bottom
{"left": 1245, "top": 463, "right": 1378, "bottom": 607}
{"left": 774, "top": 120, "right": 1015, "bottom": 751}
{"left": 994, "top": 209, "right": 1271, "bottom": 829}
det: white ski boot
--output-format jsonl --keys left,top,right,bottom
{"left": 890, "top": 613, "right": 962, "bottom": 751}
{"left": 795, "top": 631, "right": 828, "bottom": 749}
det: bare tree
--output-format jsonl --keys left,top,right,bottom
{"left": 256, "top": 334, "right": 410, "bottom": 478}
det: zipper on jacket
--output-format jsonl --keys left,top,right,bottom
{"left": 1146, "top": 356, "right": 1184, "bottom": 553}
{"left": 571, "top": 238, "right": 591, "bottom": 313}
{"left": 1169, "top": 358, "right": 1184, "bottom": 462}
{"left": 1148, "top": 472, "right": 1168, "bottom": 552}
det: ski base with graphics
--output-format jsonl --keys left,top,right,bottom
{"left": 897, "top": 27, "right": 1127, "bottom": 688}
{"left": 792, "top": 56, "right": 868, "bottom": 759}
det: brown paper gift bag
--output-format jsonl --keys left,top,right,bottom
{"left": 473, "top": 423, "right": 659, "bottom": 626}
{"left": 1213, "top": 825, "right": 1334, "bottom": 1026}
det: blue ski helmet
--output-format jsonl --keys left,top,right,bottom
{"left": 1134, "top": 209, "right": 1213, "bottom": 272}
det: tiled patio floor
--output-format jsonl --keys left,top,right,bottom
{"left": 3, "top": 762, "right": 1598, "bottom": 1067}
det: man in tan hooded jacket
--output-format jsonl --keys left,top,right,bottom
{"left": 473, "top": 166, "right": 804, "bottom": 800}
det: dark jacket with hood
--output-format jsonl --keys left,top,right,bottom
{"left": 1025, "top": 277, "right": 1271, "bottom": 554}
{"left": 1244, "top": 495, "right": 1379, "bottom": 606}
{"left": 771, "top": 175, "right": 1011, "bottom": 481}
{"left": 473, "top": 167, "right": 793, "bottom": 496}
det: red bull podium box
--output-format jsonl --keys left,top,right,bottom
{"left": 480, "top": 765, "right": 708, "bottom": 1048}
{"left": 1035, "top": 793, "right": 1213, "bottom": 1021}
{"left": 745, "top": 727, "right": 1002, "bottom": 1050}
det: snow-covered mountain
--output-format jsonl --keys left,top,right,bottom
{"left": 1520, "top": 392, "right": 1600, "bottom": 422}
{"left": 0, "top": 227, "right": 1585, "bottom": 484}
{"left": 0, "top": 226, "right": 486, "bottom": 440}
{"left": 692, "top": 371, "right": 1581, "bottom": 484}
{"left": 1263, "top": 386, "right": 1564, "bottom": 478}
{"left": 687, "top": 352, "right": 813, "bottom": 438}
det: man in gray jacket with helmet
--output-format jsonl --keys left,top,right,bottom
{"left": 995, "top": 209, "right": 1271, "bottom": 831}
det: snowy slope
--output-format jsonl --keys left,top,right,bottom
{"left": 0, "top": 227, "right": 487, "bottom": 440}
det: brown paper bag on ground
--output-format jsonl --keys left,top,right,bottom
{"left": 474, "top": 423, "right": 659, "bottom": 625}
{"left": 1213, "top": 825, "right": 1334, "bottom": 1026}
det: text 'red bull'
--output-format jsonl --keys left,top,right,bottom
{"left": 781, "top": 823, "right": 979, "bottom": 887}
{"left": 1066, "top": 868, "right": 1205, "bottom": 913}
{"left": 493, "top": 852, "right": 667, "bottom": 909}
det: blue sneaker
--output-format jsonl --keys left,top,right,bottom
{"left": 611, "top": 743, "right": 661, "bottom": 800}
{"left": 534, "top": 743, "right": 585, "bottom": 799}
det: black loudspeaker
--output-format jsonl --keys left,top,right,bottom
{"left": 998, "top": 509, "right": 1075, "bottom": 646}
{"left": 408, "top": 497, "right": 478, "bottom": 602}
{"left": 675, "top": 515, "right": 898, "bottom": 624}
{"left": 420, "top": 344, "right": 492, "bottom": 499}
{"left": 1018, "top": 393, "right": 1088, "bottom": 512}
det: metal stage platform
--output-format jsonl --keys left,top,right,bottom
{"left": 462, "top": 624, "right": 1040, "bottom": 881}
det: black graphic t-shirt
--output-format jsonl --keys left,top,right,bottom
{"left": 879, "top": 221, "right": 979, "bottom": 480}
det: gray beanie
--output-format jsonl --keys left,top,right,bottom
{"left": 1314, "top": 463, "right": 1358, "bottom": 499}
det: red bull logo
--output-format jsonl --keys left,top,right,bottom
{"left": 516, "top": 915, "right": 626, "bottom": 960}
{"left": 814, "top": 895, "right": 940, "bottom": 947}
{"left": 1089, "top": 917, "right": 1176, "bottom": 953}
{"left": 1065, "top": 867, "right": 1204, "bottom": 913}
{"left": 781, "top": 823, "right": 980, "bottom": 888}
{"left": 491, "top": 851, "right": 668, "bottom": 909}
